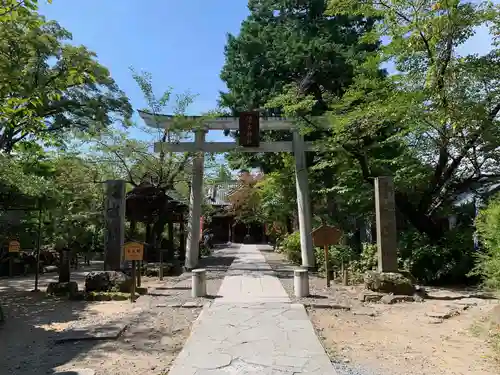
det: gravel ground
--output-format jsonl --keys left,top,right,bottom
{"left": 260, "top": 246, "right": 500, "bottom": 375}
{"left": 0, "top": 246, "right": 237, "bottom": 375}
{"left": 331, "top": 361, "right": 385, "bottom": 375}
{"left": 260, "top": 246, "right": 363, "bottom": 308}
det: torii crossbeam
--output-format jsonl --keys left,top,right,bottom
{"left": 138, "top": 110, "right": 315, "bottom": 270}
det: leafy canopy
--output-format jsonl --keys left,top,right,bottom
{"left": 0, "top": 10, "right": 132, "bottom": 152}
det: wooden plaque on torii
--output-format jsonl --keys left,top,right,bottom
{"left": 239, "top": 111, "right": 260, "bottom": 147}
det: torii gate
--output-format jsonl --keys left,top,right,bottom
{"left": 138, "top": 110, "right": 316, "bottom": 270}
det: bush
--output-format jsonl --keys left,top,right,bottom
{"left": 85, "top": 291, "right": 136, "bottom": 301}
{"left": 349, "top": 243, "right": 378, "bottom": 283}
{"left": 474, "top": 195, "right": 500, "bottom": 291}
{"left": 281, "top": 231, "right": 301, "bottom": 264}
{"left": 359, "top": 243, "right": 378, "bottom": 271}
{"left": 314, "top": 244, "right": 355, "bottom": 274}
{"left": 398, "top": 228, "right": 476, "bottom": 285}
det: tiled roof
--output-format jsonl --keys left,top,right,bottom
{"left": 206, "top": 181, "right": 240, "bottom": 206}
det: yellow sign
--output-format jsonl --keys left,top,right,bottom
{"left": 124, "top": 242, "right": 144, "bottom": 261}
{"left": 8, "top": 240, "right": 20, "bottom": 253}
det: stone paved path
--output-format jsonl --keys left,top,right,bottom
{"left": 168, "top": 244, "right": 337, "bottom": 375}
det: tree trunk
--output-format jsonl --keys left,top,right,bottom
{"left": 394, "top": 192, "right": 442, "bottom": 242}
{"left": 166, "top": 219, "right": 175, "bottom": 259}
{"left": 129, "top": 220, "right": 137, "bottom": 240}
{"left": 179, "top": 218, "right": 186, "bottom": 261}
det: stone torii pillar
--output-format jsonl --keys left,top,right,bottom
{"left": 138, "top": 111, "right": 316, "bottom": 269}
{"left": 292, "top": 131, "right": 314, "bottom": 268}
{"left": 185, "top": 130, "right": 205, "bottom": 270}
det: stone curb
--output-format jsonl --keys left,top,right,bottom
{"left": 53, "top": 324, "right": 128, "bottom": 344}
{"left": 303, "top": 303, "right": 351, "bottom": 310}
{"left": 155, "top": 302, "right": 207, "bottom": 309}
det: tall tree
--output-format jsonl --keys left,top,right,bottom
{"left": 304, "top": 0, "right": 500, "bottom": 241}
{"left": 219, "top": 0, "right": 379, "bottom": 172}
{"left": 0, "top": 10, "right": 132, "bottom": 153}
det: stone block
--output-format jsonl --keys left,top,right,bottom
{"left": 364, "top": 271, "right": 415, "bottom": 295}
{"left": 358, "top": 291, "right": 384, "bottom": 302}
{"left": 380, "top": 294, "right": 415, "bottom": 304}
{"left": 84, "top": 270, "right": 130, "bottom": 293}
{"left": 46, "top": 281, "right": 79, "bottom": 298}
{"left": 425, "top": 309, "right": 460, "bottom": 320}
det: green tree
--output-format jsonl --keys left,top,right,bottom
{"left": 0, "top": 10, "right": 132, "bottom": 153}
{"left": 319, "top": 0, "right": 500, "bottom": 241}
{"left": 218, "top": 0, "right": 381, "bottom": 241}
{"left": 219, "top": 0, "right": 379, "bottom": 172}
{"left": 256, "top": 157, "right": 296, "bottom": 230}
{"left": 227, "top": 172, "right": 263, "bottom": 227}
{"left": 475, "top": 194, "right": 500, "bottom": 290}
{"left": 0, "top": 0, "right": 50, "bottom": 21}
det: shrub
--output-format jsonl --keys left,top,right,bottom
{"left": 359, "top": 243, "right": 378, "bottom": 271}
{"left": 85, "top": 291, "right": 134, "bottom": 301}
{"left": 398, "top": 227, "right": 476, "bottom": 285}
{"left": 349, "top": 243, "right": 378, "bottom": 283}
{"left": 314, "top": 244, "right": 354, "bottom": 274}
{"left": 474, "top": 195, "right": 500, "bottom": 291}
{"left": 281, "top": 231, "right": 301, "bottom": 264}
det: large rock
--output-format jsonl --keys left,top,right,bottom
{"left": 364, "top": 271, "right": 415, "bottom": 296}
{"left": 85, "top": 271, "right": 131, "bottom": 293}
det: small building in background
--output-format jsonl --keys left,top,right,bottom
{"left": 205, "top": 181, "right": 265, "bottom": 244}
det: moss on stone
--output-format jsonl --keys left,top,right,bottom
{"left": 84, "top": 291, "right": 138, "bottom": 301}
{"left": 364, "top": 271, "right": 416, "bottom": 295}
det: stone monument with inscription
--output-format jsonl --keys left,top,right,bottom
{"left": 104, "top": 180, "right": 126, "bottom": 271}
{"left": 374, "top": 176, "right": 399, "bottom": 272}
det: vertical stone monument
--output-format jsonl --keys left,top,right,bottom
{"left": 104, "top": 180, "right": 126, "bottom": 271}
{"left": 374, "top": 176, "right": 398, "bottom": 272}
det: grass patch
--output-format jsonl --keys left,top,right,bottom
{"left": 85, "top": 291, "right": 139, "bottom": 301}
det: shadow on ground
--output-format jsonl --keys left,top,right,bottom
{"left": 0, "top": 291, "right": 105, "bottom": 374}
{"left": 0, "top": 248, "right": 250, "bottom": 374}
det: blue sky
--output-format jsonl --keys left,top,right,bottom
{"left": 38, "top": 0, "right": 495, "bottom": 144}
{"left": 38, "top": 0, "right": 250, "bottom": 142}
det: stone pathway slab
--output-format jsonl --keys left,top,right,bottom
{"left": 167, "top": 245, "right": 336, "bottom": 375}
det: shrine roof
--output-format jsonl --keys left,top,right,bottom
{"left": 206, "top": 181, "right": 240, "bottom": 206}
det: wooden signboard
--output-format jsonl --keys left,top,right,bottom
{"left": 124, "top": 242, "right": 144, "bottom": 261}
{"left": 311, "top": 225, "right": 343, "bottom": 287}
{"left": 124, "top": 241, "right": 144, "bottom": 303}
{"left": 8, "top": 240, "right": 20, "bottom": 253}
{"left": 239, "top": 111, "right": 260, "bottom": 147}
{"left": 312, "top": 225, "right": 342, "bottom": 247}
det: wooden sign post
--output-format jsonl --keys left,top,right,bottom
{"left": 124, "top": 242, "right": 144, "bottom": 302}
{"left": 8, "top": 240, "right": 20, "bottom": 277}
{"left": 8, "top": 240, "right": 20, "bottom": 253}
{"left": 311, "top": 225, "right": 342, "bottom": 287}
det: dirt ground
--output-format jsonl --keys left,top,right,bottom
{"left": 0, "top": 250, "right": 233, "bottom": 375}
{"left": 261, "top": 247, "right": 500, "bottom": 375}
